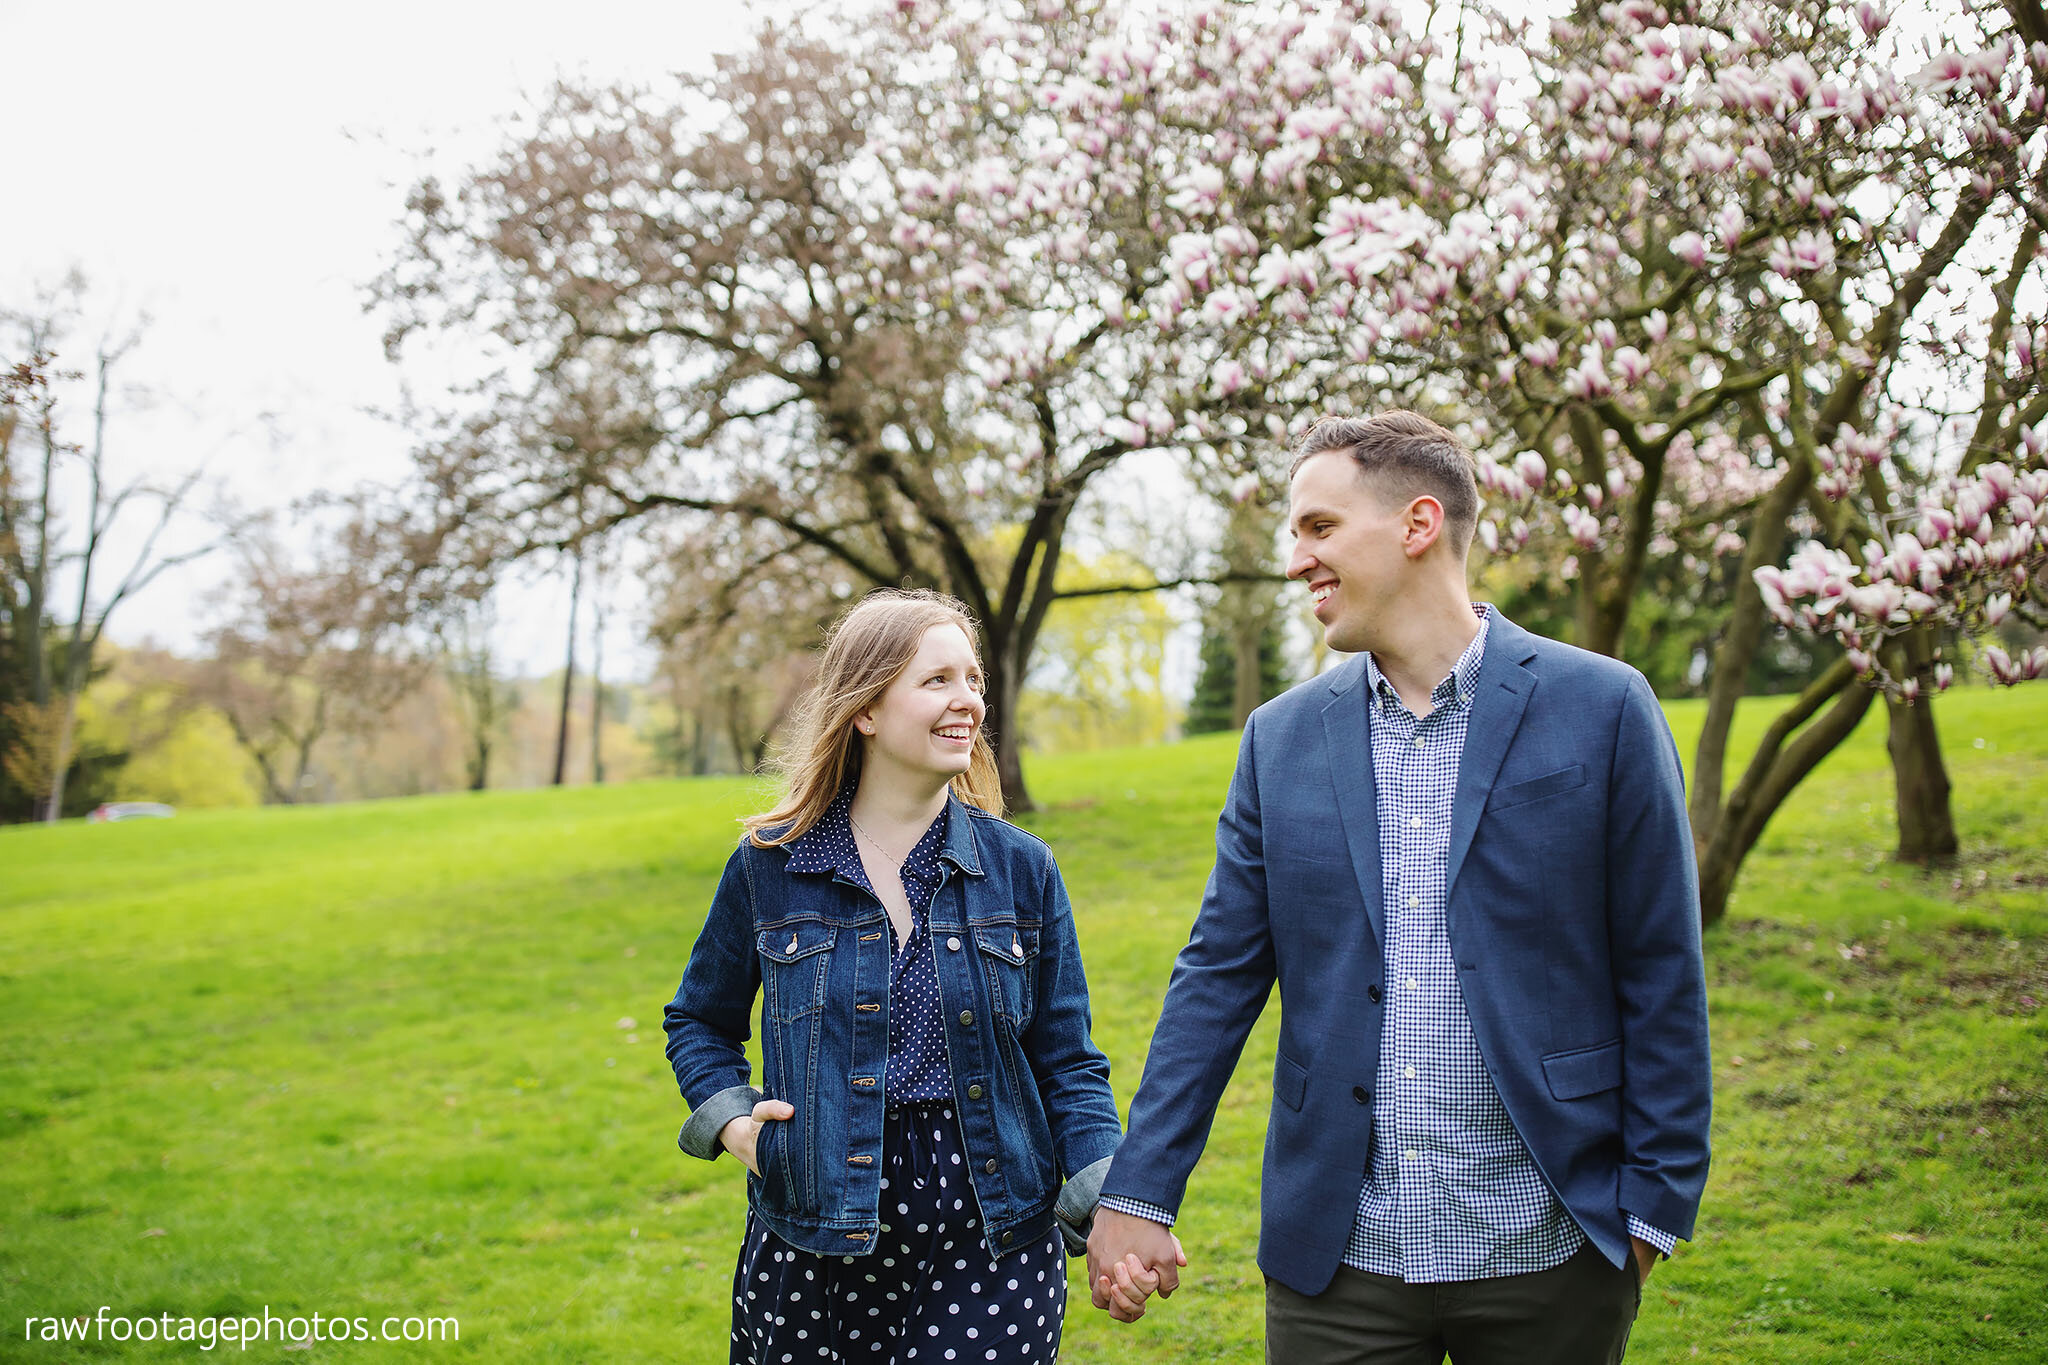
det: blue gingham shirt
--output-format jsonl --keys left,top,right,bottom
{"left": 1105, "top": 606, "right": 1674, "bottom": 1279}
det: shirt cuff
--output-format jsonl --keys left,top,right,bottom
{"left": 1625, "top": 1214, "right": 1677, "bottom": 1257}
{"left": 677, "top": 1083, "right": 764, "bottom": 1161}
{"left": 1098, "top": 1195, "right": 1177, "bottom": 1228}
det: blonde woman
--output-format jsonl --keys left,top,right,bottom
{"left": 664, "top": 589, "right": 1146, "bottom": 1363}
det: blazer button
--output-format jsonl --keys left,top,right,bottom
{"left": 984, "top": 1159, "right": 998, "bottom": 1174}
{"left": 1367, "top": 984, "right": 1383, "bottom": 1004}
{"left": 967, "top": 1084, "right": 984, "bottom": 1100}
{"left": 959, "top": 1010, "right": 975, "bottom": 1026}
{"left": 1353, "top": 1085, "right": 1370, "bottom": 1104}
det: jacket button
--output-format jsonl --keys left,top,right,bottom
{"left": 984, "top": 1159, "right": 998, "bottom": 1174}
{"left": 967, "top": 1084, "right": 984, "bottom": 1100}
{"left": 959, "top": 1010, "right": 974, "bottom": 1026}
{"left": 1353, "top": 1085, "right": 1370, "bottom": 1104}
{"left": 947, "top": 937, "right": 961, "bottom": 951}
{"left": 1002, "top": 1230, "right": 1014, "bottom": 1244}
{"left": 1367, "top": 984, "right": 1383, "bottom": 1004}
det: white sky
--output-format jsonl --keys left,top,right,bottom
{"left": 2, "top": 0, "right": 765, "bottom": 675}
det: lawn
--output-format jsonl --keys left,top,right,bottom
{"left": 1, "top": 684, "right": 2043, "bottom": 1362}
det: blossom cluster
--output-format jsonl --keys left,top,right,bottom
{"left": 1756, "top": 451, "right": 2048, "bottom": 694}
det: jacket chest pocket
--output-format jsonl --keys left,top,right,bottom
{"left": 758, "top": 923, "right": 836, "bottom": 1023}
{"left": 974, "top": 925, "right": 1040, "bottom": 1030}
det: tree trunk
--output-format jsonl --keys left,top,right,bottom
{"left": 1887, "top": 699, "right": 1958, "bottom": 864}
{"left": 690, "top": 700, "right": 711, "bottom": 776}
{"left": 590, "top": 589, "right": 606, "bottom": 786}
{"left": 1691, "top": 458, "right": 1814, "bottom": 846}
{"left": 985, "top": 645, "right": 1032, "bottom": 813}
{"left": 552, "top": 551, "right": 582, "bottom": 787}
{"left": 43, "top": 694, "right": 78, "bottom": 821}
{"left": 1695, "top": 658, "right": 1877, "bottom": 925}
{"left": 1231, "top": 607, "right": 1264, "bottom": 729}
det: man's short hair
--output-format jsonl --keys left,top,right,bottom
{"left": 1289, "top": 411, "right": 1480, "bottom": 556}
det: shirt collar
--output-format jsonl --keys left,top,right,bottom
{"left": 782, "top": 786, "right": 862, "bottom": 878}
{"left": 1362, "top": 603, "right": 1493, "bottom": 717}
{"left": 782, "top": 786, "right": 973, "bottom": 879}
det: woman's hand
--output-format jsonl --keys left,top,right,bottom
{"left": 719, "top": 1098, "right": 796, "bottom": 1176}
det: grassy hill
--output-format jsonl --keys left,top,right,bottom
{"left": 2, "top": 686, "right": 2044, "bottom": 1361}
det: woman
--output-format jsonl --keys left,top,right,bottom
{"left": 664, "top": 589, "right": 1138, "bottom": 1363}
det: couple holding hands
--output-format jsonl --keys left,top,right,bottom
{"left": 663, "top": 412, "right": 1712, "bottom": 1365}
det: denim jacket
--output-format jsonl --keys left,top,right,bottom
{"left": 663, "top": 794, "right": 1122, "bottom": 1261}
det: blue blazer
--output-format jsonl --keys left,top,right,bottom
{"left": 1099, "top": 612, "right": 1711, "bottom": 1295}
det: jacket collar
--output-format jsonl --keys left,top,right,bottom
{"left": 1320, "top": 604, "right": 1539, "bottom": 946}
{"left": 780, "top": 787, "right": 984, "bottom": 879}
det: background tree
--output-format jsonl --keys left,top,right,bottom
{"left": 442, "top": 596, "right": 514, "bottom": 792}
{"left": 378, "top": 19, "right": 1314, "bottom": 811}
{"left": 195, "top": 514, "right": 422, "bottom": 804}
{"left": 2, "top": 285, "right": 210, "bottom": 821}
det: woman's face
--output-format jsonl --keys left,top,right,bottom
{"left": 858, "top": 623, "right": 987, "bottom": 785}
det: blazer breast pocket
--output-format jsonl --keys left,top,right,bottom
{"left": 1487, "top": 764, "right": 1586, "bottom": 814}
{"left": 1541, "top": 1039, "right": 1622, "bottom": 1100}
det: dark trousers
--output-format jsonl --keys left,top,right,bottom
{"left": 1264, "top": 1242, "right": 1641, "bottom": 1365}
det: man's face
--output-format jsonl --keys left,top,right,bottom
{"left": 1285, "top": 451, "right": 1408, "bottom": 655}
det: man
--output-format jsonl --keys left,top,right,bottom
{"left": 1087, "top": 412, "right": 1711, "bottom": 1363}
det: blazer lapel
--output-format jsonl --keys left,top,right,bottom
{"left": 1320, "top": 656, "right": 1386, "bottom": 950}
{"left": 1446, "top": 614, "right": 1538, "bottom": 903}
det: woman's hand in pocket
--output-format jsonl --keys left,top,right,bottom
{"left": 719, "top": 1099, "right": 796, "bottom": 1176}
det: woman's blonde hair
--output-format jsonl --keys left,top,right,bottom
{"left": 744, "top": 588, "right": 1004, "bottom": 846}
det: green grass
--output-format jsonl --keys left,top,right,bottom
{"left": 1, "top": 686, "right": 2044, "bottom": 1362}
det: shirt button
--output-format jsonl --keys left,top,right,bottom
{"left": 1406, "top": 978, "right": 1419, "bottom": 990}
{"left": 947, "top": 937, "right": 961, "bottom": 951}
{"left": 1409, "top": 815, "right": 1422, "bottom": 830}
{"left": 959, "top": 1010, "right": 974, "bottom": 1026}
{"left": 1403, "top": 1149, "right": 1418, "bottom": 1161}
{"left": 984, "top": 1158, "right": 998, "bottom": 1174}
{"left": 1403, "top": 1065, "right": 1417, "bottom": 1079}
{"left": 967, "top": 1084, "right": 984, "bottom": 1100}
{"left": 1413, "top": 736, "right": 1425, "bottom": 748}
{"left": 1407, "top": 896, "right": 1418, "bottom": 909}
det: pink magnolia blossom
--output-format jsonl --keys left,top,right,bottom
{"left": 1562, "top": 352, "right": 1612, "bottom": 400}
{"left": 1671, "top": 231, "right": 1709, "bottom": 268}
{"left": 1612, "top": 345, "right": 1652, "bottom": 386}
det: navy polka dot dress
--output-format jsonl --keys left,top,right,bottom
{"left": 729, "top": 796, "right": 1068, "bottom": 1364}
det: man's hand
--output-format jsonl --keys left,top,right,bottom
{"left": 1629, "top": 1235, "right": 1658, "bottom": 1288}
{"left": 718, "top": 1098, "right": 795, "bottom": 1176}
{"left": 1086, "top": 1207, "right": 1188, "bottom": 1322}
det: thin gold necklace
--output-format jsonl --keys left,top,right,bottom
{"left": 847, "top": 811, "right": 910, "bottom": 870}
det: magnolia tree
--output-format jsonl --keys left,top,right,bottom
{"left": 892, "top": 0, "right": 2048, "bottom": 919}
{"left": 380, "top": 27, "right": 1296, "bottom": 811}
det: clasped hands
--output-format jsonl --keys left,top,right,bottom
{"left": 1085, "top": 1207, "right": 1188, "bottom": 1323}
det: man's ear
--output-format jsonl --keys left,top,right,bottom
{"left": 1402, "top": 495, "right": 1447, "bottom": 559}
